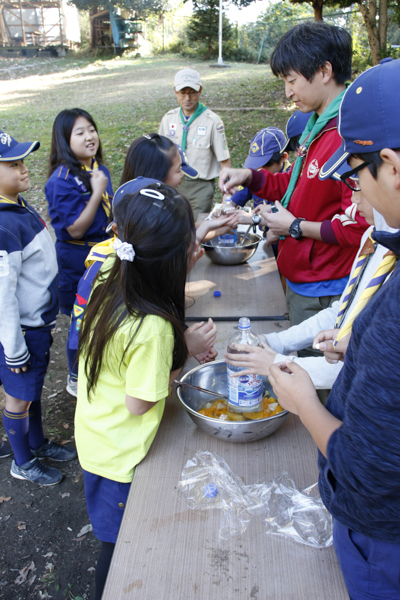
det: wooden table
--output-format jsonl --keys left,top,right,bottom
{"left": 103, "top": 235, "right": 348, "bottom": 600}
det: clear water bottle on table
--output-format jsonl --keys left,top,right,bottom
{"left": 227, "top": 318, "right": 263, "bottom": 413}
{"left": 218, "top": 195, "right": 237, "bottom": 246}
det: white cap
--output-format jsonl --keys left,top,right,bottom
{"left": 174, "top": 69, "right": 201, "bottom": 92}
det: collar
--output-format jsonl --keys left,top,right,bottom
{"left": 372, "top": 228, "right": 400, "bottom": 257}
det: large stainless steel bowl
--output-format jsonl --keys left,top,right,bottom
{"left": 201, "top": 232, "right": 262, "bottom": 266}
{"left": 176, "top": 360, "right": 289, "bottom": 443}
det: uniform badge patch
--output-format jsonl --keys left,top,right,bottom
{"left": 251, "top": 142, "right": 259, "bottom": 153}
{"left": 216, "top": 123, "right": 224, "bottom": 133}
{"left": 307, "top": 159, "right": 319, "bottom": 179}
{"left": 198, "top": 126, "right": 206, "bottom": 136}
{"left": 169, "top": 123, "right": 176, "bottom": 137}
{"left": 223, "top": 140, "right": 228, "bottom": 150}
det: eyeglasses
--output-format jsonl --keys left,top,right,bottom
{"left": 176, "top": 89, "right": 199, "bottom": 98}
{"left": 340, "top": 160, "right": 370, "bottom": 193}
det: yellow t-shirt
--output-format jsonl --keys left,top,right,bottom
{"left": 75, "top": 264, "right": 174, "bottom": 483}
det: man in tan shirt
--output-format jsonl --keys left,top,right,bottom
{"left": 159, "top": 68, "right": 231, "bottom": 219}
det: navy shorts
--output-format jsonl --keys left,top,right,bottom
{"left": 0, "top": 329, "right": 52, "bottom": 403}
{"left": 56, "top": 241, "right": 92, "bottom": 315}
{"left": 83, "top": 470, "right": 132, "bottom": 544}
{"left": 334, "top": 519, "right": 400, "bottom": 599}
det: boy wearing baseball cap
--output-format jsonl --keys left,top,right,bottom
{"left": 0, "top": 132, "right": 76, "bottom": 486}
{"left": 268, "top": 58, "right": 400, "bottom": 599}
{"left": 159, "top": 68, "right": 231, "bottom": 219}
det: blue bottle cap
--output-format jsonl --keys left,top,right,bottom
{"left": 214, "top": 291, "right": 221, "bottom": 297}
{"left": 203, "top": 483, "right": 218, "bottom": 498}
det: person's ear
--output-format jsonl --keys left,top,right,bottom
{"left": 282, "top": 151, "right": 289, "bottom": 162}
{"left": 320, "top": 61, "right": 333, "bottom": 84}
{"left": 380, "top": 149, "right": 400, "bottom": 190}
{"left": 111, "top": 222, "right": 118, "bottom": 236}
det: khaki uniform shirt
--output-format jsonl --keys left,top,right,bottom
{"left": 159, "top": 107, "right": 230, "bottom": 180}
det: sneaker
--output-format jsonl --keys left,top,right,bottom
{"left": 0, "top": 440, "right": 13, "bottom": 458}
{"left": 11, "top": 457, "right": 63, "bottom": 486}
{"left": 66, "top": 376, "right": 78, "bottom": 397}
{"left": 31, "top": 439, "right": 77, "bottom": 462}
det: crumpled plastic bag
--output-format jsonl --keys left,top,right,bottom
{"left": 175, "top": 450, "right": 332, "bottom": 547}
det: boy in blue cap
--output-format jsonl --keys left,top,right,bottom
{"left": 283, "top": 110, "right": 313, "bottom": 154}
{"left": 230, "top": 127, "right": 289, "bottom": 209}
{"left": 268, "top": 58, "right": 400, "bottom": 599}
{"left": 0, "top": 132, "right": 77, "bottom": 486}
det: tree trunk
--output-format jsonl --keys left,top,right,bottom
{"left": 312, "top": 0, "right": 324, "bottom": 21}
{"left": 358, "top": 0, "right": 380, "bottom": 65}
{"left": 378, "top": 0, "right": 388, "bottom": 53}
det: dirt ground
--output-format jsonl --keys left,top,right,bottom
{"left": 0, "top": 314, "right": 100, "bottom": 600}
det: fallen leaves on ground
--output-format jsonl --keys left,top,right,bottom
{"left": 14, "top": 561, "right": 35, "bottom": 585}
{"left": 0, "top": 496, "right": 11, "bottom": 503}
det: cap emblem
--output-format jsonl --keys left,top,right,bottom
{"left": 251, "top": 142, "right": 259, "bottom": 153}
{"left": 356, "top": 87, "right": 363, "bottom": 94}
{"left": 354, "top": 140, "right": 373, "bottom": 146}
{"left": 0, "top": 133, "right": 12, "bottom": 146}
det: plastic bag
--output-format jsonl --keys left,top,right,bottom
{"left": 175, "top": 451, "right": 332, "bottom": 547}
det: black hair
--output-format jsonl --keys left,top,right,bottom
{"left": 78, "top": 183, "right": 195, "bottom": 396}
{"left": 270, "top": 21, "right": 352, "bottom": 84}
{"left": 48, "top": 108, "right": 103, "bottom": 193}
{"left": 286, "top": 135, "right": 302, "bottom": 153}
{"left": 353, "top": 149, "right": 400, "bottom": 179}
{"left": 264, "top": 151, "right": 285, "bottom": 168}
{"left": 120, "top": 133, "right": 179, "bottom": 186}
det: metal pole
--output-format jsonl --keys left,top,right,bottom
{"left": 217, "top": 0, "right": 223, "bottom": 65}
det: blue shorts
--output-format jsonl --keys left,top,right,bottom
{"left": 56, "top": 241, "right": 92, "bottom": 315}
{"left": 83, "top": 470, "right": 132, "bottom": 544}
{"left": 0, "top": 329, "right": 52, "bottom": 403}
{"left": 334, "top": 519, "right": 400, "bottom": 599}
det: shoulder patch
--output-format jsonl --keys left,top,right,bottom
{"left": 216, "top": 123, "right": 225, "bottom": 133}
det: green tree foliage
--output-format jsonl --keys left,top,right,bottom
{"left": 69, "top": 0, "right": 168, "bottom": 18}
{"left": 187, "top": 0, "right": 232, "bottom": 59}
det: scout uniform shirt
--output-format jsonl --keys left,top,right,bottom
{"left": 159, "top": 107, "right": 230, "bottom": 181}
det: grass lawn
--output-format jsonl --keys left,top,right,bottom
{"left": 0, "top": 54, "right": 292, "bottom": 211}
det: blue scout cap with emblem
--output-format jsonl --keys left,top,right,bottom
{"left": 244, "top": 127, "right": 287, "bottom": 170}
{"left": 283, "top": 111, "right": 313, "bottom": 151}
{"left": 177, "top": 146, "right": 199, "bottom": 179}
{"left": 320, "top": 58, "right": 400, "bottom": 180}
{"left": 106, "top": 177, "right": 162, "bottom": 233}
{"left": 0, "top": 131, "right": 40, "bottom": 161}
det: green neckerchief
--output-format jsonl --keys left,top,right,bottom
{"left": 179, "top": 102, "right": 207, "bottom": 152}
{"left": 281, "top": 87, "right": 348, "bottom": 210}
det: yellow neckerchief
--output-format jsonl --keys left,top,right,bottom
{"left": 81, "top": 159, "right": 111, "bottom": 217}
{"left": 0, "top": 194, "right": 25, "bottom": 206}
{"left": 84, "top": 235, "right": 116, "bottom": 269}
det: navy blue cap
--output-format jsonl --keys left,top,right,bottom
{"left": 283, "top": 111, "right": 313, "bottom": 150}
{"left": 327, "top": 160, "right": 358, "bottom": 183}
{"left": 0, "top": 131, "right": 40, "bottom": 162}
{"left": 106, "top": 177, "right": 162, "bottom": 233}
{"left": 177, "top": 146, "right": 199, "bottom": 180}
{"left": 320, "top": 58, "right": 400, "bottom": 180}
{"left": 244, "top": 127, "right": 287, "bottom": 169}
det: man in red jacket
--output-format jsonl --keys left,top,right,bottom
{"left": 220, "top": 22, "right": 368, "bottom": 357}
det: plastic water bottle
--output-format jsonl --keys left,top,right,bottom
{"left": 226, "top": 318, "right": 263, "bottom": 413}
{"left": 218, "top": 196, "right": 237, "bottom": 246}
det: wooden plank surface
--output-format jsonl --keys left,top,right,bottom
{"left": 103, "top": 321, "right": 348, "bottom": 600}
{"left": 186, "top": 236, "right": 287, "bottom": 320}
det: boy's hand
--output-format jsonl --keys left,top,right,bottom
{"left": 187, "top": 240, "right": 204, "bottom": 272}
{"left": 262, "top": 201, "right": 295, "bottom": 237}
{"left": 197, "top": 213, "right": 239, "bottom": 242}
{"left": 90, "top": 170, "right": 108, "bottom": 196}
{"left": 224, "top": 342, "right": 277, "bottom": 378}
{"left": 313, "top": 329, "right": 350, "bottom": 363}
{"left": 185, "top": 318, "right": 217, "bottom": 358}
{"left": 218, "top": 168, "right": 252, "bottom": 195}
{"left": 268, "top": 360, "right": 318, "bottom": 416}
{"left": 264, "top": 230, "right": 280, "bottom": 247}
{"left": 194, "top": 346, "right": 218, "bottom": 364}
{"left": 10, "top": 366, "right": 28, "bottom": 374}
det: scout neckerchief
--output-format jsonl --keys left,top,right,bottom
{"left": 0, "top": 194, "right": 25, "bottom": 206}
{"left": 335, "top": 232, "right": 376, "bottom": 330}
{"left": 280, "top": 87, "right": 348, "bottom": 210}
{"left": 334, "top": 243, "right": 397, "bottom": 348}
{"left": 179, "top": 102, "right": 207, "bottom": 152}
{"left": 81, "top": 159, "right": 111, "bottom": 217}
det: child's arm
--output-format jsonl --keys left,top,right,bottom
{"left": 125, "top": 395, "right": 157, "bottom": 416}
{"left": 196, "top": 213, "right": 239, "bottom": 243}
{"left": 67, "top": 170, "right": 109, "bottom": 239}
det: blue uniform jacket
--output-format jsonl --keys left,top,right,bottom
{"left": 318, "top": 227, "right": 400, "bottom": 542}
{"left": 45, "top": 164, "right": 113, "bottom": 242}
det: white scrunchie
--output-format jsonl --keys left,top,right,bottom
{"left": 113, "top": 238, "right": 135, "bottom": 262}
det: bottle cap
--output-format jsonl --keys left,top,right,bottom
{"left": 214, "top": 290, "right": 221, "bottom": 297}
{"left": 203, "top": 484, "right": 218, "bottom": 498}
{"left": 238, "top": 317, "right": 251, "bottom": 330}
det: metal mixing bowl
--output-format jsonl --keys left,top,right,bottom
{"left": 201, "top": 232, "right": 262, "bottom": 266}
{"left": 176, "top": 360, "right": 289, "bottom": 443}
